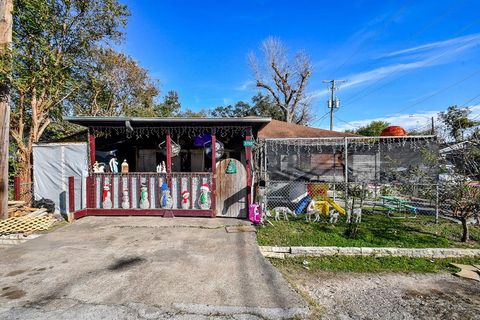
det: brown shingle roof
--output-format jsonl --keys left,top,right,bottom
{"left": 258, "top": 119, "right": 357, "bottom": 139}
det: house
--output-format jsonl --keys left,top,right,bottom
{"left": 62, "top": 116, "right": 355, "bottom": 219}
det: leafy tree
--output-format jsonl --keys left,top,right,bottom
{"left": 4, "top": 0, "right": 129, "bottom": 196}
{"left": 249, "top": 37, "right": 312, "bottom": 124}
{"left": 154, "top": 91, "right": 181, "bottom": 117}
{"left": 345, "top": 120, "right": 390, "bottom": 136}
{"left": 73, "top": 48, "right": 159, "bottom": 117}
{"left": 439, "top": 105, "right": 478, "bottom": 142}
{"left": 210, "top": 93, "right": 284, "bottom": 119}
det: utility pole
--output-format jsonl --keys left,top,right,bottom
{"left": 431, "top": 116, "right": 435, "bottom": 135}
{"left": 323, "top": 79, "right": 346, "bottom": 131}
{"left": 0, "top": 0, "right": 12, "bottom": 220}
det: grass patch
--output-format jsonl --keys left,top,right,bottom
{"left": 270, "top": 256, "right": 480, "bottom": 273}
{"left": 257, "top": 212, "right": 480, "bottom": 249}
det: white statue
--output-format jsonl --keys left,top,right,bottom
{"left": 198, "top": 184, "right": 211, "bottom": 209}
{"left": 139, "top": 184, "right": 150, "bottom": 209}
{"left": 121, "top": 189, "right": 130, "bottom": 209}
{"left": 181, "top": 190, "right": 190, "bottom": 209}
{"left": 93, "top": 161, "right": 105, "bottom": 173}
{"left": 306, "top": 200, "right": 320, "bottom": 222}
{"left": 352, "top": 208, "right": 362, "bottom": 223}
{"left": 272, "top": 207, "right": 296, "bottom": 221}
{"left": 109, "top": 157, "right": 119, "bottom": 173}
{"left": 102, "top": 183, "right": 112, "bottom": 209}
{"left": 156, "top": 164, "right": 162, "bottom": 173}
{"left": 329, "top": 210, "right": 339, "bottom": 224}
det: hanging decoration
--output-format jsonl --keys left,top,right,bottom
{"left": 159, "top": 140, "right": 181, "bottom": 157}
{"left": 198, "top": 183, "right": 211, "bottom": 210}
{"left": 226, "top": 159, "right": 237, "bottom": 174}
{"left": 204, "top": 140, "right": 224, "bottom": 160}
{"left": 139, "top": 182, "right": 150, "bottom": 209}
{"left": 160, "top": 182, "right": 173, "bottom": 209}
{"left": 193, "top": 133, "right": 212, "bottom": 147}
{"left": 102, "top": 183, "right": 112, "bottom": 209}
{"left": 91, "top": 126, "right": 250, "bottom": 139}
{"left": 180, "top": 190, "right": 190, "bottom": 209}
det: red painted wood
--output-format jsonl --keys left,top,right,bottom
{"left": 245, "top": 127, "right": 253, "bottom": 208}
{"left": 101, "top": 174, "right": 105, "bottom": 208}
{"left": 73, "top": 209, "right": 88, "bottom": 219}
{"left": 68, "top": 176, "right": 75, "bottom": 213}
{"left": 166, "top": 132, "right": 172, "bottom": 188}
{"left": 13, "top": 176, "right": 21, "bottom": 201}
{"left": 129, "top": 175, "right": 133, "bottom": 209}
{"left": 88, "top": 130, "right": 95, "bottom": 169}
{"left": 119, "top": 174, "right": 123, "bottom": 207}
{"left": 110, "top": 174, "right": 115, "bottom": 208}
{"left": 211, "top": 128, "right": 217, "bottom": 217}
{"left": 189, "top": 176, "right": 193, "bottom": 209}
{"left": 147, "top": 176, "right": 151, "bottom": 208}
{"left": 78, "top": 208, "right": 212, "bottom": 217}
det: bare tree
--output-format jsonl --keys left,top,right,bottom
{"left": 249, "top": 37, "right": 312, "bottom": 124}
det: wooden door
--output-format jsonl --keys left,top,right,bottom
{"left": 216, "top": 158, "right": 247, "bottom": 218}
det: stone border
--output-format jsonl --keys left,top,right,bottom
{"left": 259, "top": 246, "right": 480, "bottom": 259}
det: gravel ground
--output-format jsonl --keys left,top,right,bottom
{"left": 286, "top": 271, "right": 480, "bottom": 320}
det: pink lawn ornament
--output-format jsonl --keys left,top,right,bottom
{"left": 249, "top": 204, "right": 261, "bottom": 224}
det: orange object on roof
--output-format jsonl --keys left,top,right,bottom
{"left": 381, "top": 126, "right": 407, "bottom": 136}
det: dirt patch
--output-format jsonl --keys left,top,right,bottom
{"left": 1, "top": 287, "right": 26, "bottom": 299}
{"left": 279, "top": 269, "right": 480, "bottom": 320}
{"left": 6, "top": 270, "right": 27, "bottom": 277}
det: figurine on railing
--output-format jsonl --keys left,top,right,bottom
{"left": 139, "top": 183, "right": 150, "bottom": 209}
{"left": 109, "top": 156, "right": 119, "bottom": 173}
{"left": 198, "top": 183, "right": 211, "bottom": 210}
{"left": 181, "top": 190, "right": 190, "bottom": 209}
{"left": 121, "top": 189, "right": 130, "bottom": 209}
{"left": 121, "top": 159, "right": 129, "bottom": 173}
{"left": 102, "top": 182, "right": 112, "bottom": 209}
{"left": 93, "top": 161, "right": 105, "bottom": 173}
{"left": 156, "top": 161, "right": 166, "bottom": 173}
{"left": 160, "top": 183, "right": 173, "bottom": 209}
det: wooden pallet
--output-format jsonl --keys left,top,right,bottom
{"left": 0, "top": 216, "right": 56, "bottom": 234}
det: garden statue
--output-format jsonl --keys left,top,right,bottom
{"left": 352, "top": 207, "right": 362, "bottom": 223}
{"left": 160, "top": 183, "right": 173, "bottom": 209}
{"left": 272, "top": 206, "right": 295, "bottom": 221}
{"left": 198, "top": 183, "right": 211, "bottom": 209}
{"left": 139, "top": 183, "right": 150, "bottom": 209}
{"left": 121, "top": 159, "right": 129, "bottom": 173}
{"left": 109, "top": 156, "right": 119, "bottom": 173}
{"left": 156, "top": 163, "right": 161, "bottom": 173}
{"left": 121, "top": 189, "right": 130, "bottom": 209}
{"left": 306, "top": 200, "right": 321, "bottom": 222}
{"left": 329, "top": 210, "right": 339, "bottom": 224}
{"left": 102, "top": 183, "right": 112, "bottom": 209}
{"left": 180, "top": 190, "right": 190, "bottom": 209}
{"left": 156, "top": 161, "right": 166, "bottom": 173}
{"left": 93, "top": 161, "right": 105, "bottom": 173}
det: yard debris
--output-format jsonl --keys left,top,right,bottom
{"left": 225, "top": 225, "right": 257, "bottom": 233}
{"left": 4, "top": 201, "right": 60, "bottom": 235}
{"left": 450, "top": 263, "right": 480, "bottom": 282}
{"left": 8, "top": 201, "right": 49, "bottom": 218}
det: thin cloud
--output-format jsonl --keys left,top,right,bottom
{"left": 235, "top": 80, "right": 255, "bottom": 91}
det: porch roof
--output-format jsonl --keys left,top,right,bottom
{"left": 64, "top": 116, "right": 272, "bottom": 129}
{"left": 258, "top": 119, "right": 358, "bottom": 139}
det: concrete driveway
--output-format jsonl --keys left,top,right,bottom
{"left": 0, "top": 217, "right": 308, "bottom": 319}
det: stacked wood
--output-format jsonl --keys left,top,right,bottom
{"left": 7, "top": 201, "right": 50, "bottom": 218}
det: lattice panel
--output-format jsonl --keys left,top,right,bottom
{"left": 0, "top": 216, "right": 56, "bottom": 234}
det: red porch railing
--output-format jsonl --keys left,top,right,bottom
{"left": 87, "top": 172, "right": 213, "bottom": 211}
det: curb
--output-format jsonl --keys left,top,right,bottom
{"left": 259, "top": 246, "right": 480, "bottom": 259}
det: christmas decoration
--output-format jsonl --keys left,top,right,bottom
{"left": 226, "top": 159, "right": 237, "bottom": 174}
{"left": 92, "top": 161, "right": 105, "bottom": 173}
{"left": 121, "top": 189, "right": 130, "bottom": 209}
{"left": 109, "top": 156, "right": 118, "bottom": 173}
{"left": 180, "top": 190, "right": 190, "bottom": 209}
{"left": 380, "top": 126, "right": 407, "bottom": 137}
{"left": 121, "top": 159, "right": 129, "bottom": 173}
{"left": 139, "top": 183, "right": 150, "bottom": 209}
{"left": 160, "top": 183, "right": 173, "bottom": 209}
{"left": 198, "top": 183, "right": 211, "bottom": 210}
{"left": 102, "top": 183, "right": 112, "bottom": 209}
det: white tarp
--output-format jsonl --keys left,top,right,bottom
{"left": 33, "top": 143, "right": 88, "bottom": 214}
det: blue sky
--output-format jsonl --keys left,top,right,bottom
{"left": 118, "top": 0, "right": 480, "bottom": 131}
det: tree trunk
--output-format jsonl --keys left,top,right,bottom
{"left": 0, "top": 0, "right": 13, "bottom": 220}
{"left": 461, "top": 217, "right": 469, "bottom": 242}
{"left": 16, "top": 148, "right": 32, "bottom": 204}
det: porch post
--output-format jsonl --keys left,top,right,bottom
{"left": 88, "top": 129, "right": 95, "bottom": 168}
{"left": 166, "top": 130, "right": 172, "bottom": 188}
{"left": 245, "top": 127, "right": 253, "bottom": 208}
{"left": 211, "top": 128, "right": 217, "bottom": 217}
{"left": 87, "top": 129, "right": 96, "bottom": 209}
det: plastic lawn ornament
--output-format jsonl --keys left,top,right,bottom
{"left": 198, "top": 183, "right": 211, "bottom": 209}
{"left": 248, "top": 204, "right": 261, "bottom": 224}
{"left": 93, "top": 161, "right": 105, "bottom": 173}
{"left": 109, "top": 156, "right": 118, "bottom": 173}
{"left": 139, "top": 183, "right": 150, "bottom": 209}
{"left": 226, "top": 159, "right": 237, "bottom": 174}
{"left": 160, "top": 183, "right": 173, "bottom": 209}
{"left": 156, "top": 161, "right": 166, "bottom": 173}
{"left": 102, "top": 183, "right": 112, "bottom": 209}
{"left": 181, "top": 190, "right": 190, "bottom": 209}
{"left": 121, "top": 159, "right": 129, "bottom": 173}
{"left": 121, "top": 189, "right": 130, "bottom": 209}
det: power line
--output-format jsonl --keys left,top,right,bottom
{"left": 342, "top": 19, "right": 480, "bottom": 106}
